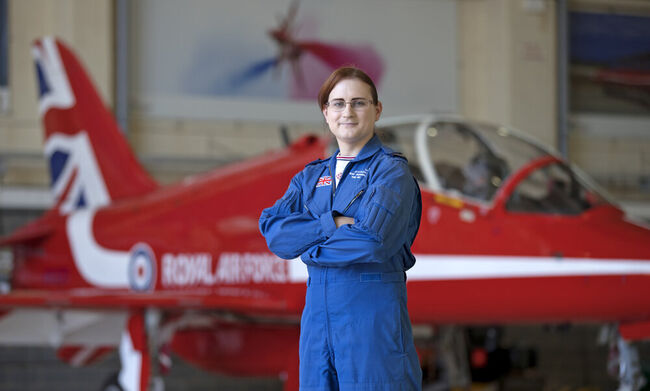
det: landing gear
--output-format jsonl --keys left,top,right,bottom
{"left": 602, "top": 325, "right": 647, "bottom": 391}
{"left": 116, "top": 309, "right": 166, "bottom": 391}
{"left": 145, "top": 309, "right": 165, "bottom": 391}
{"left": 100, "top": 372, "right": 123, "bottom": 391}
{"left": 420, "top": 326, "right": 471, "bottom": 390}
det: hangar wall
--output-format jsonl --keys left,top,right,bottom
{"left": 0, "top": 0, "right": 112, "bottom": 188}
{"left": 566, "top": 0, "right": 650, "bottom": 201}
{"left": 1, "top": 0, "right": 557, "bottom": 186}
{"left": 0, "top": 0, "right": 648, "bottom": 197}
{"left": 459, "top": 0, "right": 557, "bottom": 147}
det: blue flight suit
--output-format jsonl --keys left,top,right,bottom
{"left": 259, "top": 135, "right": 422, "bottom": 391}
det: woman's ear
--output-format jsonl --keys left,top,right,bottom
{"left": 375, "top": 101, "right": 383, "bottom": 121}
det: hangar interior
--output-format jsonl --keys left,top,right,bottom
{"left": 0, "top": 0, "right": 649, "bottom": 390}
{"left": 1, "top": 0, "right": 649, "bottom": 211}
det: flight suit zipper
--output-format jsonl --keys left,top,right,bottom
{"left": 303, "top": 203, "right": 315, "bottom": 218}
{"left": 342, "top": 190, "right": 364, "bottom": 214}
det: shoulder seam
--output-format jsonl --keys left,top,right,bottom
{"left": 383, "top": 151, "right": 408, "bottom": 163}
{"left": 305, "top": 158, "right": 328, "bottom": 167}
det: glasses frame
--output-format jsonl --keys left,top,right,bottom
{"left": 325, "top": 98, "right": 374, "bottom": 112}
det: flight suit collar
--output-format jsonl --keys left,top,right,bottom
{"left": 354, "top": 134, "right": 383, "bottom": 162}
{"left": 329, "top": 133, "right": 382, "bottom": 167}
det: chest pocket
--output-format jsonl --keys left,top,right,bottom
{"left": 303, "top": 173, "right": 332, "bottom": 217}
{"left": 336, "top": 175, "right": 369, "bottom": 218}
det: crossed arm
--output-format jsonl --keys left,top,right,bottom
{"left": 259, "top": 163, "right": 417, "bottom": 266}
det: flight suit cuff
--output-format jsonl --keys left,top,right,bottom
{"left": 319, "top": 212, "right": 337, "bottom": 237}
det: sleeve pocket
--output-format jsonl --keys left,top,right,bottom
{"left": 276, "top": 187, "right": 300, "bottom": 215}
{"left": 362, "top": 185, "right": 401, "bottom": 240}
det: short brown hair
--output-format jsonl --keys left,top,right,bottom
{"left": 317, "top": 67, "right": 379, "bottom": 110}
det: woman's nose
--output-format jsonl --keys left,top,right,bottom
{"left": 342, "top": 103, "right": 354, "bottom": 116}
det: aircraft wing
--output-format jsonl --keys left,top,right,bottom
{"left": 0, "top": 288, "right": 293, "bottom": 314}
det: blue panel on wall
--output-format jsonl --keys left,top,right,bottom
{"left": 570, "top": 11, "right": 650, "bottom": 68}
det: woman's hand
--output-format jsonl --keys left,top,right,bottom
{"left": 334, "top": 216, "right": 355, "bottom": 228}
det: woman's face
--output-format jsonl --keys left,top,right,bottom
{"left": 322, "top": 78, "right": 382, "bottom": 153}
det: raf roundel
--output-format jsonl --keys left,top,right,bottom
{"left": 128, "top": 243, "right": 157, "bottom": 291}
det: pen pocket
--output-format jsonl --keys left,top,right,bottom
{"left": 363, "top": 185, "right": 400, "bottom": 240}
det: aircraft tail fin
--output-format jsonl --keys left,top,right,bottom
{"left": 32, "top": 37, "right": 157, "bottom": 215}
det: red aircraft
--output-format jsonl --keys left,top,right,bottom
{"left": 1, "top": 38, "right": 650, "bottom": 391}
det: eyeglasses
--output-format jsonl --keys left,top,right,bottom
{"left": 326, "top": 98, "right": 373, "bottom": 112}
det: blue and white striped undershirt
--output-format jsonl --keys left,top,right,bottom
{"left": 335, "top": 154, "right": 355, "bottom": 187}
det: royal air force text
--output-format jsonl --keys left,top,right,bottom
{"left": 162, "top": 252, "right": 289, "bottom": 287}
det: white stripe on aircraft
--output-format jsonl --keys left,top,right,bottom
{"left": 409, "top": 255, "right": 650, "bottom": 280}
{"left": 287, "top": 255, "right": 650, "bottom": 283}
{"left": 67, "top": 208, "right": 130, "bottom": 288}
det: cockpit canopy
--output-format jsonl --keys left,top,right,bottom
{"left": 370, "top": 116, "right": 611, "bottom": 215}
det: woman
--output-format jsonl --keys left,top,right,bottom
{"left": 259, "top": 67, "right": 422, "bottom": 391}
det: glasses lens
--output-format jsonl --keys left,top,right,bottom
{"left": 351, "top": 99, "right": 369, "bottom": 109}
{"left": 329, "top": 100, "right": 345, "bottom": 111}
